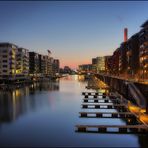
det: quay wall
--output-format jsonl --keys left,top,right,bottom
{"left": 95, "top": 74, "right": 148, "bottom": 113}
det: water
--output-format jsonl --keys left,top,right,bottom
{"left": 0, "top": 75, "right": 147, "bottom": 147}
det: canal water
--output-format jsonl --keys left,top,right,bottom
{"left": 0, "top": 75, "right": 147, "bottom": 147}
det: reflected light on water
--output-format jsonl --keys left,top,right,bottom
{"left": 0, "top": 75, "right": 147, "bottom": 147}
{"left": 128, "top": 102, "right": 148, "bottom": 124}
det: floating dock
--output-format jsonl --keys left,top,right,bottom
{"left": 83, "top": 99, "right": 120, "bottom": 104}
{"left": 75, "top": 124, "right": 148, "bottom": 134}
{"left": 82, "top": 104, "right": 126, "bottom": 109}
{"left": 79, "top": 112, "right": 136, "bottom": 118}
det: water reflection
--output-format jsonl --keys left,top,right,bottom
{"left": 0, "top": 81, "right": 59, "bottom": 123}
{"left": 0, "top": 75, "right": 147, "bottom": 147}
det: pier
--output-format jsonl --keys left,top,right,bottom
{"left": 76, "top": 87, "right": 148, "bottom": 134}
{"left": 83, "top": 99, "right": 120, "bottom": 104}
{"left": 82, "top": 104, "right": 126, "bottom": 109}
{"left": 75, "top": 125, "right": 148, "bottom": 134}
{"left": 79, "top": 112, "right": 136, "bottom": 118}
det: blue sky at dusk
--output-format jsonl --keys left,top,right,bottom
{"left": 0, "top": 1, "right": 148, "bottom": 69}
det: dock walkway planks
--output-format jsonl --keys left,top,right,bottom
{"left": 79, "top": 112, "right": 136, "bottom": 118}
{"left": 75, "top": 124, "right": 148, "bottom": 133}
{"left": 81, "top": 103, "right": 126, "bottom": 109}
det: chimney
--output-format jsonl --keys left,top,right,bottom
{"left": 124, "top": 28, "right": 128, "bottom": 42}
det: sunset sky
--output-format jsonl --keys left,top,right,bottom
{"left": 0, "top": 1, "right": 148, "bottom": 69}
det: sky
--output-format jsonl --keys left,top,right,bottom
{"left": 0, "top": 1, "right": 148, "bottom": 69}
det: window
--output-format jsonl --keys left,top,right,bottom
{"left": 3, "top": 65, "right": 7, "bottom": 68}
{"left": 3, "top": 60, "right": 7, "bottom": 63}
{"left": 3, "top": 70, "right": 7, "bottom": 72}
{"left": 2, "top": 50, "right": 7, "bottom": 53}
{"left": 2, "top": 55, "right": 7, "bottom": 58}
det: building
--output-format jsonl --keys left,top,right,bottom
{"left": 78, "top": 64, "right": 92, "bottom": 74}
{"left": 104, "top": 55, "right": 112, "bottom": 74}
{"left": 16, "top": 48, "right": 29, "bottom": 80}
{"left": 39, "top": 55, "right": 55, "bottom": 77}
{"left": 112, "top": 48, "right": 120, "bottom": 75}
{"left": 126, "top": 33, "right": 140, "bottom": 78}
{"left": 0, "top": 43, "right": 60, "bottom": 82}
{"left": 92, "top": 57, "right": 105, "bottom": 73}
{"left": 39, "top": 54, "right": 46, "bottom": 77}
{"left": 0, "top": 43, "right": 18, "bottom": 82}
{"left": 52, "top": 59, "right": 60, "bottom": 75}
{"left": 119, "top": 42, "right": 128, "bottom": 76}
{"left": 139, "top": 20, "right": 148, "bottom": 80}
{"left": 48, "top": 57, "right": 54, "bottom": 76}
{"left": 63, "top": 66, "right": 72, "bottom": 74}
{"left": 29, "top": 52, "right": 40, "bottom": 78}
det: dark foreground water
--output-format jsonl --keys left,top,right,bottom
{"left": 0, "top": 75, "right": 147, "bottom": 147}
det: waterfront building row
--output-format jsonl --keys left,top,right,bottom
{"left": 0, "top": 42, "right": 60, "bottom": 82}
{"left": 78, "top": 20, "right": 148, "bottom": 81}
{"left": 106, "top": 20, "right": 148, "bottom": 80}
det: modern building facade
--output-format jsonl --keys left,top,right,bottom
{"left": 0, "top": 43, "right": 60, "bottom": 82}
{"left": 92, "top": 57, "right": 105, "bottom": 73}
{"left": 0, "top": 43, "right": 18, "bottom": 82}
{"left": 104, "top": 56, "right": 111, "bottom": 74}
{"left": 53, "top": 59, "right": 60, "bottom": 75}
{"left": 16, "top": 48, "right": 29, "bottom": 79}
{"left": 126, "top": 33, "right": 140, "bottom": 78}
{"left": 29, "top": 52, "right": 40, "bottom": 78}
{"left": 119, "top": 42, "right": 128, "bottom": 75}
{"left": 139, "top": 20, "right": 148, "bottom": 80}
{"left": 105, "top": 21, "right": 148, "bottom": 81}
{"left": 78, "top": 64, "right": 92, "bottom": 74}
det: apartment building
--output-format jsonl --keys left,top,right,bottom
{"left": 16, "top": 48, "right": 29, "bottom": 79}
{"left": 78, "top": 64, "right": 92, "bottom": 74}
{"left": 92, "top": 57, "right": 105, "bottom": 73}
{"left": 119, "top": 42, "right": 128, "bottom": 75}
{"left": 29, "top": 52, "right": 40, "bottom": 77}
{"left": 0, "top": 43, "right": 18, "bottom": 82}
{"left": 104, "top": 56, "right": 111, "bottom": 74}
{"left": 126, "top": 33, "right": 140, "bottom": 78}
{"left": 53, "top": 59, "right": 60, "bottom": 75}
{"left": 139, "top": 20, "right": 148, "bottom": 79}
